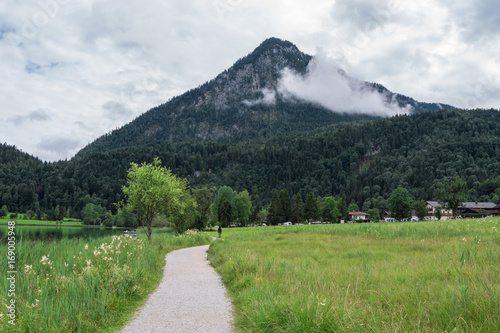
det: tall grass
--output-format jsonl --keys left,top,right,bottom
{"left": 0, "top": 229, "right": 211, "bottom": 332}
{"left": 209, "top": 218, "right": 500, "bottom": 332}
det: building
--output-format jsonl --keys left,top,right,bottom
{"left": 426, "top": 201, "right": 499, "bottom": 219}
{"left": 426, "top": 201, "right": 453, "bottom": 220}
{"left": 349, "top": 212, "right": 368, "bottom": 222}
{"left": 460, "top": 202, "right": 500, "bottom": 217}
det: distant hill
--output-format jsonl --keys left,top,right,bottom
{"left": 76, "top": 38, "right": 452, "bottom": 157}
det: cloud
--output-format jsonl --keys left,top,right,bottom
{"left": 278, "top": 52, "right": 410, "bottom": 116}
{"left": 242, "top": 88, "right": 276, "bottom": 107}
{"left": 9, "top": 109, "right": 51, "bottom": 127}
{"left": 30, "top": 109, "right": 51, "bottom": 121}
{"left": 102, "top": 101, "right": 134, "bottom": 120}
{"left": 36, "top": 136, "right": 81, "bottom": 159}
{"left": 437, "top": 0, "right": 500, "bottom": 43}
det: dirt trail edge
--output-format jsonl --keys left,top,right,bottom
{"left": 121, "top": 244, "right": 234, "bottom": 333}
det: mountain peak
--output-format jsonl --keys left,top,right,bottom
{"left": 255, "top": 37, "right": 300, "bottom": 53}
{"left": 230, "top": 37, "right": 311, "bottom": 75}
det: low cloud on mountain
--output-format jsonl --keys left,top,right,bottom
{"left": 278, "top": 52, "right": 411, "bottom": 116}
{"left": 242, "top": 88, "right": 276, "bottom": 107}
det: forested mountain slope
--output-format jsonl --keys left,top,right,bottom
{"left": 76, "top": 38, "right": 451, "bottom": 158}
{"left": 2, "top": 109, "right": 499, "bottom": 215}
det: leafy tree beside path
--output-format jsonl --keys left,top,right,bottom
{"left": 121, "top": 158, "right": 194, "bottom": 240}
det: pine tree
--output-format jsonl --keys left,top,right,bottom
{"left": 268, "top": 190, "right": 280, "bottom": 225}
{"left": 278, "top": 190, "right": 292, "bottom": 222}
{"left": 292, "top": 193, "right": 304, "bottom": 224}
{"left": 337, "top": 197, "right": 348, "bottom": 221}
{"left": 304, "top": 193, "right": 318, "bottom": 221}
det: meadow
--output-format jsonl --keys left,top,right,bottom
{"left": 0, "top": 216, "right": 82, "bottom": 226}
{"left": 0, "top": 228, "right": 211, "bottom": 332}
{"left": 208, "top": 218, "right": 500, "bottom": 332}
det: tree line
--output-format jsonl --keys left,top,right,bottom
{"left": 1, "top": 109, "right": 500, "bottom": 221}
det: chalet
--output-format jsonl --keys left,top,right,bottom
{"left": 460, "top": 202, "right": 500, "bottom": 217}
{"left": 426, "top": 201, "right": 499, "bottom": 219}
{"left": 426, "top": 201, "right": 453, "bottom": 220}
{"left": 349, "top": 212, "right": 368, "bottom": 222}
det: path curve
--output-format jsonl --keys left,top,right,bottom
{"left": 121, "top": 244, "right": 234, "bottom": 333}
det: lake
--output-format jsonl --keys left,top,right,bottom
{"left": 0, "top": 224, "right": 126, "bottom": 242}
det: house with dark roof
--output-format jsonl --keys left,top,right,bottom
{"left": 426, "top": 201, "right": 499, "bottom": 219}
{"left": 460, "top": 202, "right": 500, "bottom": 216}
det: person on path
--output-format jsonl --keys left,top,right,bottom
{"left": 218, "top": 225, "right": 222, "bottom": 238}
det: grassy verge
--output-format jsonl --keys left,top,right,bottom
{"left": 0, "top": 218, "right": 83, "bottom": 226}
{"left": 208, "top": 218, "right": 500, "bottom": 332}
{"left": 0, "top": 229, "right": 211, "bottom": 332}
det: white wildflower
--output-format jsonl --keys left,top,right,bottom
{"left": 40, "top": 256, "right": 49, "bottom": 265}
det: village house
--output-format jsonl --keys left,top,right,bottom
{"left": 426, "top": 201, "right": 499, "bottom": 219}
{"left": 460, "top": 202, "right": 500, "bottom": 217}
{"left": 426, "top": 201, "right": 453, "bottom": 220}
{"left": 349, "top": 212, "right": 369, "bottom": 222}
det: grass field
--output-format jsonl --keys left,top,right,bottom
{"left": 0, "top": 216, "right": 83, "bottom": 226}
{"left": 0, "top": 228, "right": 211, "bottom": 332}
{"left": 208, "top": 218, "right": 500, "bottom": 332}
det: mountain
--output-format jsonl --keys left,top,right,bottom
{"left": 76, "top": 38, "right": 452, "bottom": 157}
{"left": 6, "top": 38, "right": 498, "bottom": 219}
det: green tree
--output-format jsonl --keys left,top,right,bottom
{"left": 115, "top": 207, "right": 138, "bottom": 228}
{"left": 320, "top": 196, "right": 339, "bottom": 222}
{"left": 348, "top": 202, "right": 360, "bottom": 212}
{"left": 367, "top": 208, "right": 381, "bottom": 221}
{"left": 268, "top": 190, "right": 280, "bottom": 225}
{"left": 233, "top": 190, "right": 252, "bottom": 226}
{"left": 54, "top": 205, "right": 65, "bottom": 221}
{"left": 231, "top": 195, "right": 245, "bottom": 225}
{"left": 337, "top": 198, "right": 349, "bottom": 221}
{"left": 0, "top": 206, "right": 7, "bottom": 218}
{"left": 389, "top": 186, "right": 413, "bottom": 221}
{"left": 304, "top": 193, "right": 318, "bottom": 221}
{"left": 192, "top": 186, "right": 215, "bottom": 230}
{"left": 362, "top": 199, "right": 372, "bottom": 212}
{"left": 413, "top": 200, "right": 428, "bottom": 221}
{"left": 26, "top": 210, "right": 35, "bottom": 220}
{"left": 434, "top": 176, "right": 467, "bottom": 218}
{"left": 493, "top": 187, "right": 500, "bottom": 204}
{"left": 82, "top": 203, "right": 106, "bottom": 225}
{"left": 169, "top": 195, "right": 197, "bottom": 233}
{"left": 292, "top": 193, "right": 304, "bottom": 224}
{"left": 54, "top": 205, "right": 61, "bottom": 221}
{"left": 102, "top": 211, "right": 114, "bottom": 227}
{"left": 212, "top": 186, "right": 236, "bottom": 224}
{"left": 121, "top": 158, "right": 193, "bottom": 240}
{"left": 278, "top": 190, "right": 292, "bottom": 222}
{"left": 218, "top": 193, "right": 233, "bottom": 227}
{"left": 250, "top": 203, "right": 262, "bottom": 223}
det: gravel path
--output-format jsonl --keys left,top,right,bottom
{"left": 121, "top": 245, "right": 234, "bottom": 333}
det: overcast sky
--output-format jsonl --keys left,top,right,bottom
{"left": 1, "top": 0, "right": 499, "bottom": 161}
